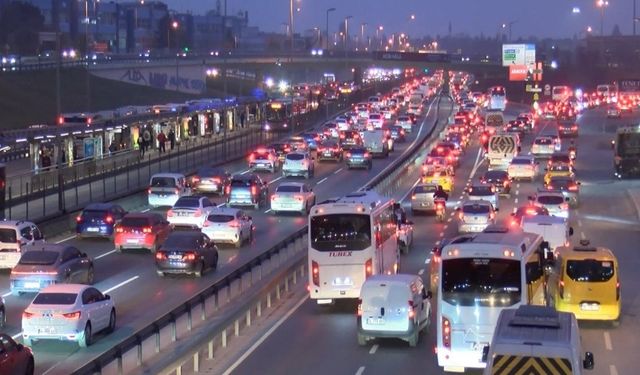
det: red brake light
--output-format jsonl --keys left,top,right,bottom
{"left": 148, "top": 188, "right": 152, "bottom": 194}
{"left": 193, "top": 209, "right": 202, "bottom": 217}
{"left": 167, "top": 209, "right": 174, "bottom": 217}
{"left": 312, "top": 260, "right": 320, "bottom": 286}
{"left": 115, "top": 226, "right": 124, "bottom": 233}
{"left": 568, "top": 184, "right": 578, "bottom": 191}
{"left": 105, "top": 215, "right": 114, "bottom": 224}
{"left": 228, "top": 221, "right": 240, "bottom": 228}
{"left": 191, "top": 176, "right": 200, "bottom": 183}
{"left": 155, "top": 251, "right": 167, "bottom": 261}
{"left": 346, "top": 152, "right": 352, "bottom": 158}
{"left": 357, "top": 298, "right": 363, "bottom": 316}
{"left": 294, "top": 195, "right": 303, "bottom": 202}
{"left": 23, "top": 311, "right": 34, "bottom": 319}
{"left": 365, "top": 258, "right": 373, "bottom": 278}
{"left": 251, "top": 186, "right": 258, "bottom": 196}
{"left": 174, "top": 188, "right": 180, "bottom": 195}
{"left": 76, "top": 215, "right": 83, "bottom": 223}
{"left": 408, "top": 300, "right": 415, "bottom": 319}
{"left": 183, "top": 252, "right": 197, "bottom": 261}
{"left": 442, "top": 317, "right": 451, "bottom": 348}
{"left": 142, "top": 226, "right": 152, "bottom": 233}
{"left": 62, "top": 311, "right": 82, "bottom": 319}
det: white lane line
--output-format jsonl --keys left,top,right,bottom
{"left": 604, "top": 331, "right": 613, "bottom": 351}
{"left": 103, "top": 275, "right": 140, "bottom": 294}
{"left": 141, "top": 208, "right": 151, "bottom": 213}
{"left": 435, "top": 240, "right": 441, "bottom": 246}
{"left": 240, "top": 169, "right": 251, "bottom": 175}
{"left": 95, "top": 249, "right": 116, "bottom": 260}
{"left": 264, "top": 209, "right": 272, "bottom": 213}
{"left": 425, "top": 258, "right": 430, "bottom": 264}
{"left": 54, "top": 235, "right": 76, "bottom": 244}
{"left": 268, "top": 176, "right": 284, "bottom": 185}
{"left": 580, "top": 231, "right": 586, "bottom": 240}
{"left": 355, "top": 366, "right": 366, "bottom": 375}
{"left": 577, "top": 219, "right": 583, "bottom": 227}
{"left": 316, "top": 177, "right": 329, "bottom": 185}
{"left": 12, "top": 332, "right": 22, "bottom": 339}
{"left": 514, "top": 198, "right": 519, "bottom": 205}
{"left": 223, "top": 295, "right": 308, "bottom": 375}
{"left": 515, "top": 190, "right": 519, "bottom": 195}
{"left": 418, "top": 269, "right": 425, "bottom": 275}
{"left": 1, "top": 291, "right": 11, "bottom": 298}
{"left": 399, "top": 178, "right": 421, "bottom": 203}
{"left": 217, "top": 203, "right": 226, "bottom": 207}
{"left": 517, "top": 183, "right": 521, "bottom": 189}
{"left": 369, "top": 344, "right": 379, "bottom": 354}
{"left": 334, "top": 168, "right": 344, "bottom": 175}
{"left": 610, "top": 365, "right": 619, "bottom": 375}
{"left": 443, "top": 225, "right": 448, "bottom": 230}
{"left": 447, "top": 218, "right": 452, "bottom": 222}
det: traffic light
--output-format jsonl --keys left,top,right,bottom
{"left": 0, "top": 163, "right": 5, "bottom": 220}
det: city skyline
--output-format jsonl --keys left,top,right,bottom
{"left": 163, "top": 0, "right": 638, "bottom": 39}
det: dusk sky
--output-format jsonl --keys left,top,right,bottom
{"left": 164, "top": 0, "right": 636, "bottom": 39}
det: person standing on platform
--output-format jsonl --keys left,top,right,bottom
{"left": 137, "top": 136, "right": 144, "bottom": 157}
{"left": 157, "top": 131, "right": 166, "bottom": 153}
{"left": 169, "top": 129, "right": 176, "bottom": 150}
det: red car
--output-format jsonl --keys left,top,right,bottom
{"left": 114, "top": 213, "right": 172, "bottom": 252}
{"left": 0, "top": 333, "right": 34, "bottom": 374}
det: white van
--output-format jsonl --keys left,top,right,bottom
{"left": 147, "top": 173, "right": 191, "bottom": 207}
{"left": 483, "top": 305, "right": 594, "bottom": 375}
{"left": 358, "top": 274, "right": 431, "bottom": 347}
{"left": 522, "top": 215, "right": 573, "bottom": 260}
{"left": 362, "top": 129, "right": 390, "bottom": 157}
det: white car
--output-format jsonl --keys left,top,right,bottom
{"left": 531, "top": 191, "right": 569, "bottom": 219}
{"left": 167, "top": 196, "right": 216, "bottom": 229}
{"left": 0, "top": 220, "right": 45, "bottom": 269}
{"left": 368, "top": 113, "right": 384, "bottom": 129}
{"left": 147, "top": 173, "right": 191, "bottom": 207}
{"left": 457, "top": 200, "right": 496, "bottom": 233}
{"left": 508, "top": 155, "right": 538, "bottom": 181}
{"left": 396, "top": 115, "right": 413, "bottom": 132}
{"left": 270, "top": 182, "right": 316, "bottom": 215}
{"left": 202, "top": 207, "right": 253, "bottom": 248}
{"left": 335, "top": 117, "right": 350, "bottom": 131}
{"left": 531, "top": 136, "right": 557, "bottom": 158}
{"left": 467, "top": 183, "right": 499, "bottom": 210}
{"left": 282, "top": 152, "right": 315, "bottom": 179}
{"left": 22, "top": 284, "right": 116, "bottom": 347}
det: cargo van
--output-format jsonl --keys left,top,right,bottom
{"left": 357, "top": 274, "right": 431, "bottom": 347}
{"left": 362, "top": 129, "right": 390, "bottom": 157}
{"left": 522, "top": 215, "right": 573, "bottom": 260}
{"left": 482, "top": 305, "right": 594, "bottom": 375}
{"left": 148, "top": 173, "right": 191, "bottom": 207}
{"left": 487, "top": 133, "right": 519, "bottom": 169}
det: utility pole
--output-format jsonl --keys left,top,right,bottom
{"left": 326, "top": 7, "right": 336, "bottom": 50}
{"left": 223, "top": 0, "right": 228, "bottom": 99}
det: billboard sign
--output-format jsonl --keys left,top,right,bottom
{"left": 502, "top": 44, "right": 536, "bottom": 67}
{"left": 619, "top": 79, "right": 640, "bottom": 93}
{"left": 509, "top": 65, "right": 529, "bottom": 81}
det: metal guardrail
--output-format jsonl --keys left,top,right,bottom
{"left": 68, "top": 89, "right": 449, "bottom": 375}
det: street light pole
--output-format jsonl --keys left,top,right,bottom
{"left": 360, "top": 23, "right": 367, "bottom": 50}
{"left": 289, "top": 0, "right": 294, "bottom": 54}
{"left": 344, "top": 16, "right": 353, "bottom": 55}
{"left": 326, "top": 7, "right": 336, "bottom": 50}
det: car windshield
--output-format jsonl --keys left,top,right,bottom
{"left": 566, "top": 259, "right": 615, "bottom": 282}
{"left": 174, "top": 197, "right": 202, "bottom": 208}
{"left": 442, "top": 258, "right": 521, "bottom": 307}
{"left": 150, "top": 177, "right": 176, "bottom": 187}
{"left": 535, "top": 138, "right": 553, "bottom": 145}
{"left": 19, "top": 251, "right": 59, "bottom": 265}
{"left": 550, "top": 165, "right": 571, "bottom": 172}
{"left": 276, "top": 185, "right": 302, "bottom": 193}
{"left": 271, "top": 144, "right": 289, "bottom": 152}
{"left": 350, "top": 148, "right": 366, "bottom": 154}
{"left": 121, "top": 217, "right": 151, "bottom": 227}
{"left": 511, "top": 158, "right": 532, "bottom": 165}
{"left": 81, "top": 209, "right": 108, "bottom": 218}
{"left": 310, "top": 214, "right": 372, "bottom": 251}
{"left": 538, "top": 195, "right": 565, "bottom": 205}
{"left": 369, "top": 114, "right": 381, "bottom": 120}
{"left": 0, "top": 228, "right": 17, "bottom": 243}
{"left": 485, "top": 171, "right": 507, "bottom": 180}
{"left": 414, "top": 185, "right": 437, "bottom": 194}
{"left": 163, "top": 234, "right": 199, "bottom": 248}
{"left": 286, "top": 153, "right": 304, "bottom": 161}
{"left": 231, "top": 179, "right": 253, "bottom": 187}
{"left": 398, "top": 116, "right": 409, "bottom": 121}
{"left": 469, "top": 186, "right": 493, "bottom": 195}
{"left": 463, "top": 204, "right": 491, "bottom": 214}
{"left": 33, "top": 293, "right": 78, "bottom": 305}
{"left": 207, "top": 214, "right": 235, "bottom": 223}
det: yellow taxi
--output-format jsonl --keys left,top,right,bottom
{"left": 548, "top": 239, "right": 620, "bottom": 323}
{"left": 544, "top": 164, "right": 575, "bottom": 186}
{"left": 422, "top": 167, "right": 454, "bottom": 192}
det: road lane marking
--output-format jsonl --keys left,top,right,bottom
{"left": 610, "top": 365, "right": 619, "bottom": 375}
{"left": 12, "top": 332, "right": 21, "bottom": 339}
{"left": 443, "top": 225, "right": 448, "bottom": 230}
{"left": 141, "top": 208, "right": 151, "bottom": 213}
{"left": 95, "top": 249, "right": 116, "bottom": 260}
{"left": 580, "top": 231, "right": 586, "bottom": 240}
{"left": 369, "top": 344, "right": 379, "bottom": 354}
{"left": 1, "top": 291, "right": 10, "bottom": 298}
{"left": 439, "top": 232, "right": 444, "bottom": 237}
{"left": 54, "top": 235, "right": 76, "bottom": 244}
{"left": 223, "top": 294, "right": 308, "bottom": 375}
{"left": 217, "top": 203, "right": 226, "bottom": 207}
{"left": 103, "top": 275, "right": 140, "bottom": 294}
{"left": 435, "top": 240, "right": 440, "bottom": 246}
{"left": 356, "top": 366, "right": 365, "bottom": 375}
{"left": 425, "top": 258, "right": 430, "bottom": 264}
{"left": 516, "top": 183, "right": 520, "bottom": 189}
{"left": 399, "top": 178, "right": 421, "bottom": 203}
{"left": 577, "top": 219, "right": 583, "bottom": 227}
{"left": 604, "top": 331, "right": 613, "bottom": 350}
{"left": 268, "top": 176, "right": 284, "bottom": 185}
{"left": 240, "top": 169, "right": 251, "bottom": 175}
{"left": 334, "top": 168, "right": 343, "bottom": 174}
{"left": 418, "top": 269, "right": 425, "bottom": 275}
{"left": 316, "top": 177, "right": 328, "bottom": 185}
{"left": 264, "top": 209, "right": 272, "bottom": 213}
{"left": 447, "top": 218, "right": 452, "bottom": 222}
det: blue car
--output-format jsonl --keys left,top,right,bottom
{"left": 300, "top": 132, "right": 321, "bottom": 151}
{"left": 76, "top": 203, "right": 127, "bottom": 238}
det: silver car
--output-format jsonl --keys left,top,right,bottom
{"left": 282, "top": 152, "right": 315, "bottom": 179}
{"left": 467, "top": 183, "right": 499, "bottom": 210}
{"left": 202, "top": 207, "right": 253, "bottom": 248}
{"left": 10, "top": 244, "right": 94, "bottom": 296}
{"left": 271, "top": 182, "right": 316, "bottom": 215}
{"left": 410, "top": 183, "right": 439, "bottom": 214}
{"left": 457, "top": 200, "right": 496, "bottom": 233}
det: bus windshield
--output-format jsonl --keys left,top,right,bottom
{"left": 441, "top": 258, "right": 521, "bottom": 307}
{"left": 310, "top": 214, "right": 371, "bottom": 251}
{"left": 266, "top": 105, "right": 288, "bottom": 122}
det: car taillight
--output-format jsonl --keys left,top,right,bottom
{"left": 183, "top": 252, "right": 197, "bottom": 261}
{"left": 212, "top": 178, "right": 221, "bottom": 183}
{"left": 105, "top": 215, "right": 114, "bottom": 224}
{"left": 294, "top": 195, "right": 303, "bottom": 202}
{"left": 142, "top": 226, "right": 152, "bottom": 233}
{"left": 346, "top": 152, "right": 352, "bottom": 158}
{"left": 249, "top": 154, "right": 255, "bottom": 162}
{"left": 568, "top": 184, "right": 578, "bottom": 191}
{"left": 365, "top": 258, "right": 373, "bottom": 278}
{"left": 558, "top": 279, "right": 565, "bottom": 299}
{"left": 503, "top": 181, "right": 509, "bottom": 187}
{"left": 115, "top": 226, "right": 124, "bottom": 233}
{"left": 408, "top": 300, "right": 415, "bottom": 319}
{"left": 442, "top": 317, "right": 451, "bottom": 348}
{"left": 490, "top": 212, "right": 496, "bottom": 220}
{"left": 616, "top": 280, "right": 620, "bottom": 301}
{"left": 228, "top": 221, "right": 240, "bottom": 228}
{"left": 411, "top": 194, "right": 416, "bottom": 200}
{"left": 458, "top": 212, "right": 464, "bottom": 220}
{"left": 357, "top": 298, "right": 363, "bottom": 316}
{"left": 561, "top": 203, "right": 569, "bottom": 210}
{"left": 193, "top": 209, "right": 202, "bottom": 217}
{"left": 167, "top": 209, "right": 174, "bottom": 217}
{"left": 148, "top": 188, "right": 152, "bottom": 194}
{"left": 225, "top": 185, "right": 231, "bottom": 195}
{"left": 62, "top": 311, "right": 82, "bottom": 319}
{"left": 76, "top": 215, "right": 83, "bottom": 223}
{"left": 547, "top": 185, "right": 554, "bottom": 190}
{"left": 251, "top": 186, "right": 257, "bottom": 196}
{"left": 22, "top": 311, "right": 34, "bottom": 319}
{"left": 192, "top": 176, "right": 200, "bottom": 184}
{"left": 312, "top": 260, "right": 320, "bottom": 286}
{"left": 155, "top": 251, "right": 167, "bottom": 260}
{"left": 364, "top": 152, "right": 370, "bottom": 158}
{"left": 174, "top": 188, "right": 180, "bottom": 195}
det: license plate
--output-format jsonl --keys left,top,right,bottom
{"left": 367, "top": 317, "right": 385, "bottom": 325}
{"left": 168, "top": 255, "right": 182, "bottom": 260}
{"left": 127, "top": 239, "right": 139, "bottom": 244}
{"left": 179, "top": 212, "right": 190, "bottom": 216}
{"left": 581, "top": 303, "right": 600, "bottom": 311}
{"left": 39, "top": 327, "right": 55, "bottom": 334}
{"left": 86, "top": 227, "right": 99, "bottom": 232}
{"left": 25, "top": 281, "right": 40, "bottom": 289}
{"left": 324, "top": 152, "right": 332, "bottom": 156}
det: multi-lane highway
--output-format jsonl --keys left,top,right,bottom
{"left": 0, "top": 88, "right": 450, "bottom": 374}
{"left": 226, "top": 103, "right": 639, "bottom": 375}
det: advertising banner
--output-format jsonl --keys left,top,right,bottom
{"left": 509, "top": 65, "right": 528, "bottom": 81}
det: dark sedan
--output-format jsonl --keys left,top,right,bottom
{"left": 155, "top": 231, "right": 219, "bottom": 277}
{"left": 76, "top": 203, "right": 127, "bottom": 239}
{"left": 481, "top": 170, "right": 511, "bottom": 195}
{"left": 0, "top": 333, "right": 34, "bottom": 375}
{"left": 190, "top": 167, "right": 231, "bottom": 195}
{"left": 345, "top": 147, "right": 372, "bottom": 169}
{"left": 317, "top": 140, "right": 343, "bottom": 162}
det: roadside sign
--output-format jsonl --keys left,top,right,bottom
{"left": 526, "top": 84, "right": 542, "bottom": 93}
{"left": 533, "top": 93, "right": 540, "bottom": 101}
{"left": 544, "top": 84, "right": 551, "bottom": 96}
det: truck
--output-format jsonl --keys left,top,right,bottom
{"left": 487, "top": 133, "right": 519, "bottom": 169}
{"left": 482, "top": 305, "right": 594, "bottom": 375}
{"left": 362, "top": 129, "right": 390, "bottom": 157}
{"left": 613, "top": 125, "right": 640, "bottom": 178}
{"left": 522, "top": 215, "right": 573, "bottom": 261}
{"left": 484, "top": 111, "right": 505, "bottom": 134}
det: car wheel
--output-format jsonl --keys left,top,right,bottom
{"left": 235, "top": 235, "right": 242, "bottom": 248}
{"left": 156, "top": 271, "right": 165, "bottom": 277}
{"left": 408, "top": 328, "right": 419, "bottom": 347}
{"left": 86, "top": 266, "right": 94, "bottom": 284}
{"left": 195, "top": 261, "right": 205, "bottom": 277}
{"left": 106, "top": 309, "right": 116, "bottom": 334}
{"left": 79, "top": 322, "right": 92, "bottom": 348}
{"left": 116, "top": 246, "right": 123, "bottom": 253}
{"left": 0, "top": 307, "right": 4, "bottom": 328}
{"left": 357, "top": 333, "right": 368, "bottom": 346}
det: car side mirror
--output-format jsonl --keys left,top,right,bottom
{"left": 82, "top": 252, "right": 88, "bottom": 258}
{"left": 569, "top": 227, "right": 574, "bottom": 236}
{"left": 583, "top": 352, "right": 594, "bottom": 370}
{"left": 105, "top": 294, "right": 111, "bottom": 300}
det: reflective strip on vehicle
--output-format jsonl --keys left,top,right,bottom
{"left": 491, "top": 355, "right": 573, "bottom": 375}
